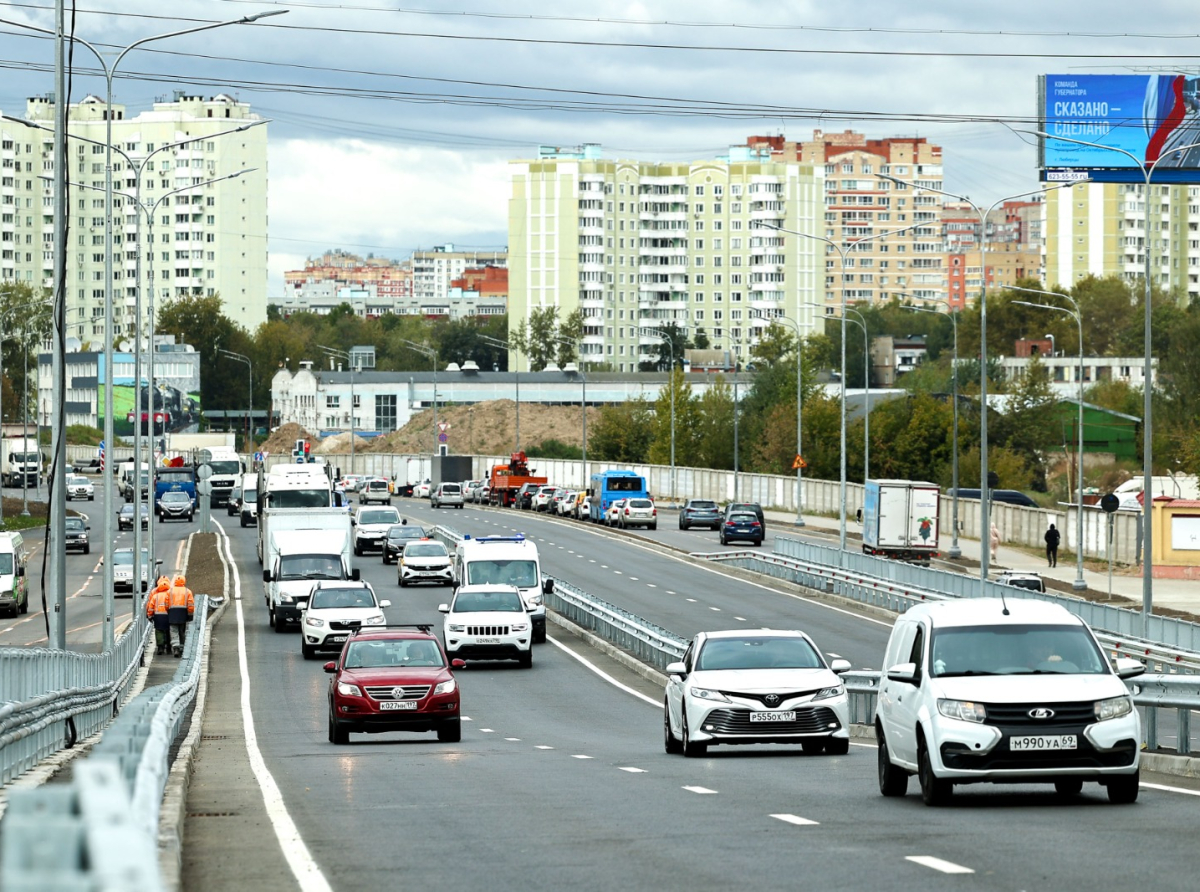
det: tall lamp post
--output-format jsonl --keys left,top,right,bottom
{"left": 553, "top": 337, "right": 588, "bottom": 487}
{"left": 220, "top": 350, "right": 253, "bottom": 453}
{"left": 319, "top": 345, "right": 358, "bottom": 475}
{"left": 903, "top": 299, "right": 962, "bottom": 558}
{"left": 479, "top": 334, "right": 519, "bottom": 451}
{"left": 0, "top": 8, "right": 285, "bottom": 650}
{"left": 764, "top": 220, "right": 926, "bottom": 553}
{"left": 639, "top": 328, "right": 677, "bottom": 506}
{"left": 843, "top": 306, "right": 871, "bottom": 483}
{"left": 877, "top": 174, "right": 1088, "bottom": 590}
{"left": 1019, "top": 130, "right": 1200, "bottom": 632}
{"left": 748, "top": 311, "right": 806, "bottom": 526}
{"left": 397, "top": 339, "right": 439, "bottom": 456}
{"left": 1012, "top": 287, "right": 1088, "bottom": 592}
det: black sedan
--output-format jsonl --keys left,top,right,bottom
{"left": 382, "top": 523, "right": 428, "bottom": 564}
{"left": 65, "top": 516, "right": 90, "bottom": 554}
{"left": 679, "top": 498, "right": 722, "bottom": 530}
{"left": 720, "top": 512, "right": 763, "bottom": 546}
{"left": 117, "top": 503, "right": 149, "bottom": 531}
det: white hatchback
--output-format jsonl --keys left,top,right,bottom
{"left": 664, "top": 629, "right": 851, "bottom": 757}
{"left": 874, "top": 599, "right": 1145, "bottom": 805}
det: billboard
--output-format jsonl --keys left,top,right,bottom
{"left": 1039, "top": 74, "right": 1200, "bottom": 184}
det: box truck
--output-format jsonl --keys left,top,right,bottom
{"left": 260, "top": 507, "right": 356, "bottom": 630}
{"left": 861, "top": 479, "right": 941, "bottom": 564}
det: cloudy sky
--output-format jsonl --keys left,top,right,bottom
{"left": 0, "top": 1, "right": 1195, "bottom": 299}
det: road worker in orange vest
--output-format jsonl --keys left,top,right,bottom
{"left": 146, "top": 575, "right": 172, "bottom": 655}
{"left": 167, "top": 574, "right": 195, "bottom": 658}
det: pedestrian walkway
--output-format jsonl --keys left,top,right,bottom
{"left": 766, "top": 507, "right": 1200, "bottom": 622}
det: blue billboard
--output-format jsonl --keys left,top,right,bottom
{"left": 1039, "top": 74, "right": 1200, "bottom": 184}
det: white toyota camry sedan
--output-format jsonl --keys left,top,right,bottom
{"left": 664, "top": 629, "right": 852, "bottom": 758}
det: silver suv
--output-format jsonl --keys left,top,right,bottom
{"left": 359, "top": 477, "right": 392, "bottom": 505}
{"left": 431, "top": 482, "right": 464, "bottom": 509}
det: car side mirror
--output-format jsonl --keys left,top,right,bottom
{"left": 379, "top": 599, "right": 392, "bottom": 608}
{"left": 262, "top": 569, "right": 272, "bottom": 583}
{"left": 323, "top": 661, "right": 337, "bottom": 673}
{"left": 830, "top": 658, "right": 852, "bottom": 675}
{"left": 351, "top": 569, "right": 361, "bottom": 581}
{"left": 16, "top": 566, "right": 25, "bottom": 577}
{"left": 437, "top": 604, "right": 449, "bottom": 613}
{"left": 85, "top": 526, "right": 91, "bottom": 531}
{"left": 886, "top": 662, "right": 918, "bottom": 684}
{"left": 542, "top": 578, "right": 554, "bottom": 595}
{"left": 1115, "top": 657, "right": 1146, "bottom": 680}
{"left": 450, "top": 658, "right": 466, "bottom": 670}
{"left": 665, "top": 661, "right": 686, "bottom": 677}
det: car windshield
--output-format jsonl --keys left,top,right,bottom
{"left": 696, "top": 636, "right": 823, "bottom": 671}
{"left": 0, "top": 554, "right": 12, "bottom": 574}
{"left": 310, "top": 588, "right": 375, "bottom": 610}
{"left": 207, "top": 461, "right": 241, "bottom": 475}
{"left": 68, "top": 476, "right": 88, "bottom": 486}
{"left": 272, "top": 490, "right": 331, "bottom": 509}
{"left": 163, "top": 492, "right": 189, "bottom": 503}
{"left": 360, "top": 510, "right": 400, "bottom": 525}
{"left": 278, "top": 554, "right": 344, "bottom": 580}
{"left": 404, "top": 543, "right": 446, "bottom": 558}
{"left": 605, "top": 477, "right": 645, "bottom": 492}
{"left": 453, "top": 589, "right": 525, "bottom": 613}
{"left": 65, "top": 518, "right": 84, "bottom": 530}
{"left": 114, "top": 550, "right": 150, "bottom": 567}
{"left": 344, "top": 638, "right": 444, "bottom": 669}
{"left": 387, "top": 525, "right": 423, "bottom": 540}
{"left": 466, "top": 559, "right": 537, "bottom": 588}
{"left": 688, "top": 501, "right": 717, "bottom": 510}
{"left": 727, "top": 514, "right": 758, "bottom": 524}
{"left": 119, "top": 505, "right": 133, "bottom": 516}
{"left": 929, "top": 624, "right": 1109, "bottom": 677}
{"left": 628, "top": 499, "right": 653, "bottom": 509}
{"left": 158, "top": 471, "right": 193, "bottom": 484}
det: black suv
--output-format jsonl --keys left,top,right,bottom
{"left": 516, "top": 483, "right": 541, "bottom": 510}
{"left": 723, "top": 502, "right": 765, "bottom": 529}
{"left": 382, "top": 524, "right": 428, "bottom": 564}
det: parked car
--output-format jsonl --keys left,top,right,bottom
{"left": 64, "top": 516, "right": 90, "bottom": 554}
{"left": 532, "top": 486, "right": 558, "bottom": 512}
{"left": 720, "top": 511, "right": 763, "bottom": 546}
{"left": 413, "top": 480, "right": 432, "bottom": 499}
{"left": 516, "top": 483, "right": 540, "bottom": 509}
{"left": 382, "top": 523, "right": 428, "bottom": 564}
{"left": 576, "top": 493, "right": 591, "bottom": 520}
{"left": 65, "top": 474, "right": 95, "bottom": 502}
{"left": 617, "top": 497, "right": 657, "bottom": 530}
{"left": 604, "top": 498, "right": 627, "bottom": 526}
{"left": 679, "top": 499, "right": 721, "bottom": 531}
{"left": 996, "top": 570, "right": 1047, "bottom": 593}
{"left": 664, "top": 629, "right": 852, "bottom": 757}
{"left": 551, "top": 489, "right": 572, "bottom": 515}
{"left": 874, "top": 598, "right": 1145, "bottom": 805}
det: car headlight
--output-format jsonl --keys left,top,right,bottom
{"left": 363, "top": 614, "right": 385, "bottom": 626}
{"left": 937, "top": 699, "right": 987, "bottom": 723}
{"left": 812, "top": 683, "right": 845, "bottom": 701}
{"left": 688, "top": 686, "right": 732, "bottom": 703}
{"left": 433, "top": 678, "right": 457, "bottom": 695}
{"left": 447, "top": 624, "right": 465, "bottom": 633}
{"left": 1095, "top": 695, "right": 1133, "bottom": 721}
{"left": 526, "top": 593, "right": 544, "bottom": 608}
{"left": 304, "top": 616, "right": 323, "bottom": 627}
{"left": 280, "top": 594, "right": 293, "bottom": 603}
{"left": 512, "top": 623, "right": 529, "bottom": 632}
{"left": 336, "top": 682, "right": 361, "bottom": 697}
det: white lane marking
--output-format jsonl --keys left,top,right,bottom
{"left": 614, "top": 571, "right": 623, "bottom": 575}
{"left": 666, "top": 590, "right": 676, "bottom": 595}
{"left": 480, "top": 729, "right": 495, "bottom": 733}
{"left": 546, "top": 635, "right": 662, "bottom": 708}
{"left": 628, "top": 576, "right": 637, "bottom": 581}
{"left": 600, "top": 565, "right": 608, "bottom": 569}
{"left": 735, "top": 616, "right": 747, "bottom": 621}
{"left": 535, "top": 745, "right": 554, "bottom": 750}
{"left": 647, "top": 584, "right": 657, "bottom": 588}
{"left": 504, "top": 737, "right": 521, "bottom": 741}
{"left": 618, "top": 767, "right": 647, "bottom": 774}
{"left": 709, "top": 607, "right": 721, "bottom": 612}
{"left": 771, "top": 814, "right": 819, "bottom": 826}
{"left": 213, "top": 520, "right": 333, "bottom": 892}
{"left": 905, "top": 856, "right": 974, "bottom": 875}
{"left": 1141, "top": 782, "right": 1200, "bottom": 797}
{"left": 462, "top": 717, "right": 473, "bottom": 721}
{"left": 827, "top": 652, "right": 842, "bottom": 659}
{"left": 683, "top": 785, "right": 717, "bottom": 794}
{"left": 686, "top": 598, "right": 697, "bottom": 603}
{"left": 571, "top": 754, "right": 593, "bottom": 760}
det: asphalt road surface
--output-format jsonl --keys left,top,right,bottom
{"left": 184, "top": 497, "right": 1200, "bottom": 892}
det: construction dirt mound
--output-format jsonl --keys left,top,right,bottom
{"left": 314, "top": 431, "right": 372, "bottom": 454}
{"left": 260, "top": 422, "right": 315, "bottom": 457}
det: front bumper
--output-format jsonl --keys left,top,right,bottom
{"left": 160, "top": 509, "right": 192, "bottom": 521}
{"left": 445, "top": 640, "right": 530, "bottom": 660}
{"left": 274, "top": 602, "right": 307, "bottom": 624}
{"left": 332, "top": 691, "right": 459, "bottom": 732}
{"left": 400, "top": 564, "right": 453, "bottom": 583}
{"left": 66, "top": 536, "right": 88, "bottom": 551}
{"left": 686, "top": 697, "right": 850, "bottom": 745}
{"left": 355, "top": 534, "right": 386, "bottom": 552}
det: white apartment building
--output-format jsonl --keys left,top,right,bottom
{"left": 0, "top": 92, "right": 268, "bottom": 343}
{"left": 410, "top": 245, "right": 507, "bottom": 303}
{"left": 508, "top": 144, "right": 825, "bottom": 372}
{"left": 998, "top": 355, "right": 1158, "bottom": 397}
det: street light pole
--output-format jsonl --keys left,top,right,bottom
{"left": 553, "top": 336, "right": 588, "bottom": 487}
{"left": 397, "top": 339, "right": 439, "bottom": 456}
{"left": 844, "top": 307, "right": 871, "bottom": 483}
{"left": 220, "top": 350, "right": 253, "bottom": 453}
{"left": 479, "top": 335, "right": 519, "bottom": 451}
{"left": 639, "top": 328, "right": 677, "bottom": 506}
{"left": 750, "top": 311, "right": 807, "bottom": 526}
{"left": 1013, "top": 288, "right": 1088, "bottom": 592}
{"left": 318, "top": 345, "right": 357, "bottom": 474}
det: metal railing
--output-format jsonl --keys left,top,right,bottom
{"left": 0, "top": 596, "right": 212, "bottom": 891}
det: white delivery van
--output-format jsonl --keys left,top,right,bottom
{"left": 452, "top": 534, "right": 552, "bottom": 643}
{"left": 0, "top": 531, "right": 29, "bottom": 616}
{"left": 239, "top": 472, "right": 259, "bottom": 527}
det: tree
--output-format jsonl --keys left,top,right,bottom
{"left": 694, "top": 376, "right": 736, "bottom": 470}
{"left": 589, "top": 397, "right": 654, "bottom": 463}
{"left": 749, "top": 322, "right": 796, "bottom": 367}
{"left": 648, "top": 368, "right": 701, "bottom": 467}
{"left": 157, "top": 293, "right": 248, "bottom": 411}
{"left": 692, "top": 327, "right": 711, "bottom": 350}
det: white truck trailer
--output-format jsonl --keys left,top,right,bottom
{"left": 861, "top": 479, "right": 941, "bottom": 564}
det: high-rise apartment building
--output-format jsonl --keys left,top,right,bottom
{"left": 508, "top": 143, "right": 825, "bottom": 371}
{"left": 410, "top": 244, "right": 507, "bottom": 304}
{"left": 1044, "top": 182, "right": 1200, "bottom": 303}
{"left": 0, "top": 92, "right": 268, "bottom": 343}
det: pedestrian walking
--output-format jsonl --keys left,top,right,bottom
{"left": 990, "top": 523, "right": 1001, "bottom": 562}
{"left": 167, "top": 574, "right": 195, "bottom": 658}
{"left": 146, "top": 575, "right": 171, "bottom": 655}
{"left": 1045, "top": 523, "right": 1061, "bottom": 568}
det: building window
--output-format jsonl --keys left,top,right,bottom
{"left": 375, "top": 394, "right": 397, "bottom": 431}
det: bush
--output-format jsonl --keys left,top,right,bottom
{"left": 528, "top": 439, "right": 582, "bottom": 461}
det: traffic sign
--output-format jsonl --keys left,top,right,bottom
{"left": 438, "top": 433, "right": 449, "bottom": 444}
{"left": 791, "top": 455, "right": 807, "bottom": 470}
{"left": 196, "top": 464, "right": 213, "bottom": 480}
{"left": 1100, "top": 493, "right": 1120, "bottom": 514}
{"left": 437, "top": 422, "right": 450, "bottom": 433}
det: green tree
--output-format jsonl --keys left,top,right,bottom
{"left": 648, "top": 368, "right": 702, "bottom": 467}
{"left": 158, "top": 293, "right": 248, "bottom": 411}
{"left": 695, "top": 376, "right": 736, "bottom": 470}
{"left": 749, "top": 322, "right": 796, "bottom": 367}
{"left": 589, "top": 397, "right": 654, "bottom": 463}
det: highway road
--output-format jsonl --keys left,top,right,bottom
{"left": 187, "top": 497, "right": 1200, "bottom": 892}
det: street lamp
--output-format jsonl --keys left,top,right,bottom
{"left": 318, "top": 345, "right": 358, "bottom": 474}
{"left": 1011, "top": 286, "right": 1087, "bottom": 592}
{"left": 397, "top": 339, "right": 439, "bottom": 456}
{"left": 639, "top": 328, "right": 677, "bottom": 507}
{"left": 749, "top": 310, "right": 806, "bottom": 526}
{"left": 220, "top": 350, "right": 253, "bottom": 453}
{"left": 553, "top": 337, "right": 588, "bottom": 487}
{"left": 763, "top": 219, "right": 926, "bottom": 553}
{"left": 1019, "top": 129, "right": 1200, "bottom": 633}
{"left": 0, "top": 7, "right": 285, "bottom": 650}
{"left": 479, "top": 334, "right": 519, "bottom": 451}
{"left": 843, "top": 306, "right": 871, "bottom": 483}
{"left": 903, "top": 299, "right": 962, "bottom": 559}
{"left": 877, "top": 173, "right": 1088, "bottom": 590}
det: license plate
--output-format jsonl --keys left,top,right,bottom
{"left": 475, "top": 637, "right": 501, "bottom": 644}
{"left": 749, "top": 711, "right": 796, "bottom": 723}
{"left": 379, "top": 701, "right": 417, "bottom": 711}
{"left": 328, "top": 635, "right": 347, "bottom": 643}
{"left": 1010, "top": 734, "right": 1077, "bottom": 751}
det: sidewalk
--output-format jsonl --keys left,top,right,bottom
{"left": 761, "top": 506, "right": 1200, "bottom": 623}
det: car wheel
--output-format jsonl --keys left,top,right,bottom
{"left": 273, "top": 614, "right": 287, "bottom": 633}
{"left": 917, "top": 735, "right": 952, "bottom": 806}
{"left": 437, "top": 719, "right": 462, "bottom": 742}
{"left": 328, "top": 712, "right": 349, "bottom": 745}
{"left": 240, "top": 515, "right": 248, "bottom": 528}
{"left": 1054, "top": 779, "right": 1084, "bottom": 797}
{"left": 650, "top": 523, "right": 657, "bottom": 531}
{"left": 664, "top": 700, "right": 682, "bottom": 754}
{"left": 84, "top": 545, "right": 90, "bottom": 555}
{"left": 681, "top": 710, "right": 707, "bottom": 758}
{"left": 801, "top": 740, "right": 825, "bottom": 755}
{"left": 679, "top": 520, "right": 688, "bottom": 530}
{"left": 534, "top": 625, "right": 546, "bottom": 644}
{"left": 89, "top": 495, "right": 94, "bottom": 501}
{"left": 824, "top": 737, "right": 849, "bottom": 756}
{"left": 268, "top": 608, "right": 275, "bottom": 628}
{"left": 877, "top": 728, "right": 909, "bottom": 797}
{"left": 353, "top": 544, "right": 362, "bottom": 556}
{"left": 399, "top": 576, "right": 407, "bottom": 587}
{"left": 719, "top": 533, "right": 727, "bottom": 545}
{"left": 518, "top": 650, "right": 533, "bottom": 668}
{"left": 1106, "top": 770, "right": 1139, "bottom": 804}
{"left": 301, "top": 643, "right": 315, "bottom": 660}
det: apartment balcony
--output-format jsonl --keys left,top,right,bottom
{"left": 639, "top": 245, "right": 687, "bottom": 258}
{"left": 638, "top": 262, "right": 686, "bottom": 276}
{"left": 578, "top": 280, "right": 604, "bottom": 293}
{"left": 640, "top": 208, "right": 688, "bottom": 222}
{"left": 579, "top": 260, "right": 606, "bottom": 273}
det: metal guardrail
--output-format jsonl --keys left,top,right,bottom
{"left": 0, "top": 596, "right": 212, "bottom": 891}
{"left": 0, "top": 620, "right": 151, "bottom": 785}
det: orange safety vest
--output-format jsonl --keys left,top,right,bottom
{"left": 167, "top": 581, "right": 195, "bottom": 621}
{"left": 146, "top": 584, "right": 170, "bottom": 620}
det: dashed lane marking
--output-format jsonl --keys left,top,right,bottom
{"left": 771, "top": 814, "right": 819, "bottom": 826}
{"left": 535, "top": 745, "right": 554, "bottom": 750}
{"left": 571, "top": 755, "right": 593, "bottom": 760}
{"left": 682, "top": 786, "right": 717, "bottom": 794}
{"left": 905, "top": 856, "right": 974, "bottom": 875}
{"left": 618, "top": 767, "right": 647, "bottom": 774}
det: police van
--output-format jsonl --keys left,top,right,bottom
{"left": 452, "top": 534, "right": 552, "bottom": 643}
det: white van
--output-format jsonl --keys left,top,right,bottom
{"left": 453, "top": 534, "right": 552, "bottom": 642}
{"left": 0, "top": 532, "right": 29, "bottom": 616}
{"left": 239, "top": 472, "right": 259, "bottom": 528}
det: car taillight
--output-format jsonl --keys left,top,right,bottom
{"left": 624, "top": 507, "right": 630, "bottom": 515}
{"left": 751, "top": 521, "right": 761, "bottom": 527}
{"left": 652, "top": 508, "right": 657, "bottom": 516}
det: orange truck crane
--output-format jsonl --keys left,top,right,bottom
{"left": 488, "top": 451, "right": 547, "bottom": 507}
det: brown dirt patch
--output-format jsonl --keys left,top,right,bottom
{"left": 185, "top": 532, "right": 226, "bottom": 602}
{"left": 260, "top": 422, "right": 315, "bottom": 457}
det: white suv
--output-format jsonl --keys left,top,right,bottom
{"left": 431, "top": 482, "right": 464, "bottom": 509}
{"left": 875, "top": 599, "right": 1145, "bottom": 806}
{"left": 352, "top": 506, "right": 402, "bottom": 555}
{"left": 439, "top": 585, "right": 532, "bottom": 668}
{"left": 359, "top": 478, "right": 392, "bottom": 505}
{"left": 300, "top": 581, "right": 390, "bottom": 660}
